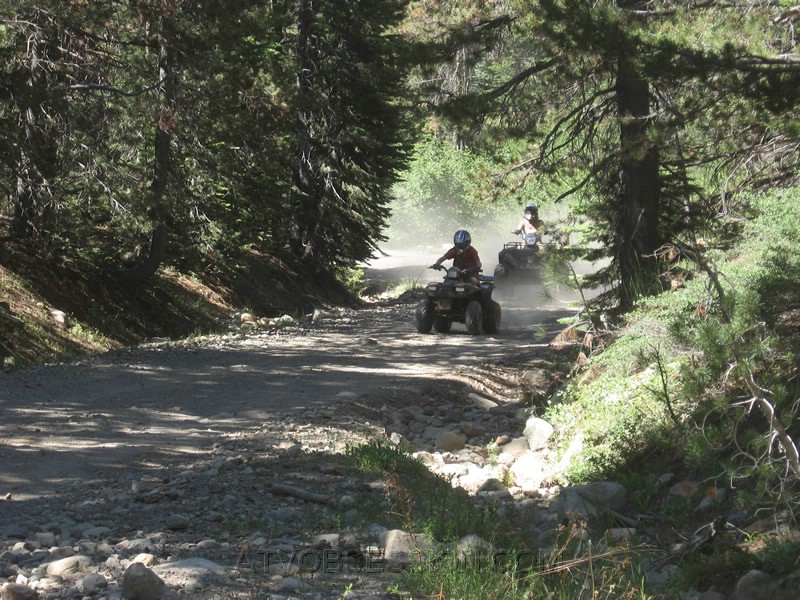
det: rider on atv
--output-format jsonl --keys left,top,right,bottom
{"left": 432, "top": 230, "right": 482, "bottom": 284}
{"left": 512, "top": 203, "right": 542, "bottom": 249}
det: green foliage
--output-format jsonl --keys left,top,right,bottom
{"left": 754, "top": 535, "right": 800, "bottom": 577}
{"left": 387, "top": 133, "right": 564, "bottom": 247}
{"left": 0, "top": 0, "right": 415, "bottom": 281}
{"left": 346, "top": 440, "right": 506, "bottom": 543}
{"left": 677, "top": 533, "right": 800, "bottom": 595}
{"left": 549, "top": 185, "right": 800, "bottom": 510}
{"left": 399, "top": 526, "right": 653, "bottom": 600}
{"left": 546, "top": 325, "right": 689, "bottom": 483}
{"left": 411, "top": 0, "right": 800, "bottom": 308}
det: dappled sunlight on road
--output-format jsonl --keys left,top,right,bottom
{"left": 1, "top": 250, "right": 586, "bottom": 503}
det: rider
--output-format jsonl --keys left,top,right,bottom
{"left": 432, "top": 230, "right": 482, "bottom": 284}
{"left": 513, "top": 203, "right": 541, "bottom": 248}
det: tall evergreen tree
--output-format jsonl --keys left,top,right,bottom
{"left": 288, "top": 0, "right": 414, "bottom": 271}
{"left": 2, "top": 0, "right": 415, "bottom": 279}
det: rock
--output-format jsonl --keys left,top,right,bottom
{"left": 122, "top": 563, "right": 166, "bottom": 600}
{"left": 558, "top": 482, "right": 627, "bottom": 523}
{"left": 152, "top": 558, "right": 227, "bottom": 588}
{"left": 388, "top": 432, "right": 414, "bottom": 452}
{"left": 655, "top": 472, "right": 675, "bottom": 488}
{"left": 273, "top": 576, "right": 312, "bottom": 593}
{"left": 668, "top": 480, "right": 698, "bottom": 500}
{"left": 79, "top": 573, "right": 108, "bottom": 594}
{"left": 576, "top": 481, "right": 627, "bottom": 510}
{"left": 477, "top": 478, "right": 507, "bottom": 493}
{"left": 412, "top": 451, "right": 436, "bottom": 466}
{"left": 461, "top": 422, "right": 481, "bottom": 437}
{"left": 522, "top": 417, "right": 554, "bottom": 450}
{"left": 81, "top": 526, "right": 111, "bottom": 539}
{"left": 510, "top": 452, "right": 547, "bottom": 490}
{"left": 379, "top": 530, "right": 428, "bottom": 565}
{"left": 468, "top": 393, "right": 497, "bottom": 410}
{"left": 455, "top": 534, "right": 491, "bottom": 561}
{"left": 435, "top": 431, "right": 467, "bottom": 452}
{"left": 695, "top": 488, "right": 728, "bottom": 512}
{"left": 164, "top": 514, "right": 191, "bottom": 530}
{"left": 644, "top": 564, "right": 678, "bottom": 589}
{"left": 456, "top": 464, "right": 498, "bottom": 494}
{"left": 44, "top": 555, "right": 93, "bottom": 577}
{"left": 499, "top": 436, "right": 529, "bottom": 458}
{"left": 131, "top": 553, "right": 157, "bottom": 566}
{"left": 730, "top": 569, "right": 774, "bottom": 600}
{"left": 33, "top": 533, "right": 55, "bottom": 548}
{"left": 131, "top": 479, "right": 160, "bottom": 494}
{"left": 117, "top": 537, "right": 159, "bottom": 554}
{"left": 49, "top": 309, "right": 67, "bottom": 329}
{"left": 1, "top": 583, "right": 39, "bottom": 600}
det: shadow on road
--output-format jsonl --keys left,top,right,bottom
{"left": 0, "top": 249, "right": 593, "bottom": 516}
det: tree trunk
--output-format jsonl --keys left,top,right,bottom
{"left": 119, "top": 11, "right": 174, "bottom": 285}
{"left": 615, "top": 51, "right": 660, "bottom": 309}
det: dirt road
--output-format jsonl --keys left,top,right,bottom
{"left": 0, "top": 255, "right": 577, "bottom": 502}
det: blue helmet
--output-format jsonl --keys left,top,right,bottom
{"left": 454, "top": 230, "right": 471, "bottom": 251}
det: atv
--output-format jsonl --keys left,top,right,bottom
{"left": 493, "top": 232, "right": 543, "bottom": 291}
{"left": 415, "top": 265, "right": 501, "bottom": 335}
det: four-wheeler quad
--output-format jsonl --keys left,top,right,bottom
{"left": 416, "top": 265, "right": 501, "bottom": 335}
{"left": 493, "top": 234, "right": 543, "bottom": 291}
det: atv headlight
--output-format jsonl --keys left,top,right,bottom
{"left": 454, "top": 286, "right": 466, "bottom": 293}
{"left": 426, "top": 284, "right": 438, "bottom": 292}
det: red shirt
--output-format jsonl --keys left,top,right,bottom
{"left": 442, "top": 246, "right": 482, "bottom": 271}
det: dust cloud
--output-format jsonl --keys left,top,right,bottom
{"left": 368, "top": 204, "right": 587, "bottom": 315}
{"left": 363, "top": 203, "right": 608, "bottom": 338}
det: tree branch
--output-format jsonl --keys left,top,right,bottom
{"left": 669, "top": 242, "right": 800, "bottom": 479}
{"left": 69, "top": 79, "right": 166, "bottom": 96}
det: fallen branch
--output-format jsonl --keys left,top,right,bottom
{"left": 269, "top": 483, "right": 334, "bottom": 505}
{"left": 741, "top": 389, "right": 800, "bottom": 478}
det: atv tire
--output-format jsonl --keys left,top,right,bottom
{"left": 416, "top": 299, "right": 435, "bottom": 333}
{"left": 483, "top": 301, "right": 501, "bottom": 334}
{"left": 465, "top": 300, "right": 483, "bottom": 335}
{"left": 433, "top": 316, "right": 452, "bottom": 333}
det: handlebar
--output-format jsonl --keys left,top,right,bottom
{"left": 429, "top": 264, "right": 482, "bottom": 276}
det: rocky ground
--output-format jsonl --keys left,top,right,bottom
{"left": 0, "top": 291, "right": 581, "bottom": 599}
{"left": 2, "top": 290, "right": 794, "bottom": 600}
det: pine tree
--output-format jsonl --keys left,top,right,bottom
{"left": 288, "top": 0, "right": 414, "bottom": 271}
